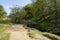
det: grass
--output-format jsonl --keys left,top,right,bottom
{"left": 43, "top": 32, "right": 60, "bottom": 40}
{"left": 28, "top": 28, "right": 60, "bottom": 40}
{"left": 0, "top": 24, "right": 10, "bottom": 40}
{"left": 0, "top": 33, "right": 10, "bottom": 40}
{"left": 0, "top": 24, "right": 9, "bottom": 34}
{"left": 28, "top": 28, "right": 42, "bottom": 38}
{"left": 0, "top": 24, "right": 7, "bottom": 28}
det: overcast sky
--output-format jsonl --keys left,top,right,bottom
{"left": 0, "top": 0, "right": 32, "bottom": 15}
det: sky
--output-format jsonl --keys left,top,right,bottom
{"left": 0, "top": 0, "right": 32, "bottom": 15}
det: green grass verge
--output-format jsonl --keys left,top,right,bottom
{"left": 0, "top": 24, "right": 9, "bottom": 34}
{"left": 0, "top": 33, "right": 10, "bottom": 40}
{"left": 28, "top": 28, "right": 60, "bottom": 40}
{"left": 28, "top": 28, "right": 42, "bottom": 38}
{"left": 0, "top": 24, "right": 10, "bottom": 40}
{"left": 43, "top": 32, "right": 60, "bottom": 40}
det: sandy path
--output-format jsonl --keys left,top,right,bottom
{"left": 9, "top": 31, "right": 31, "bottom": 40}
{"left": 6, "top": 24, "right": 50, "bottom": 40}
{"left": 6, "top": 24, "right": 32, "bottom": 40}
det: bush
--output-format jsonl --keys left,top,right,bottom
{"left": 0, "top": 20, "right": 11, "bottom": 24}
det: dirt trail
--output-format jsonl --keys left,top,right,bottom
{"left": 6, "top": 24, "right": 50, "bottom": 40}
{"left": 6, "top": 24, "right": 32, "bottom": 40}
{"left": 9, "top": 31, "right": 32, "bottom": 40}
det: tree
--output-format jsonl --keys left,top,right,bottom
{"left": 0, "top": 5, "right": 6, "bottom": 19}
{"left": 9, "top": 6, "right": 26, "bottom": 24}
{"left": 25, "top": 0, "right": 60, "bottom": 35}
